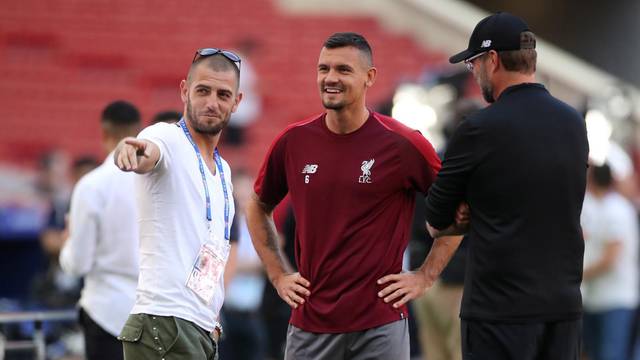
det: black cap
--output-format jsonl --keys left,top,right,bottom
{"left": 449, "top": 12, "right": 533, "bottom": 64}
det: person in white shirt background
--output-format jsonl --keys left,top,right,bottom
{"left": 581, "top": 162, "right": 639, "bottom": 360}
{"left": 114, "top": 48, "right": 242, "bottom": 360}
{"left": 60, "top": 100, "right": 142, "bottom": 360}
{"left": 219, "top": 170, "right": 268, "bottom": 360}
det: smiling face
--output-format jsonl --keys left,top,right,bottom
{"left": 180, "top": 60, "right": 242, "bottom": 136}
{"left": 317, "top": 46, "right": 376, "bottom": 111}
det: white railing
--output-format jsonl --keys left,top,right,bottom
{"left": 0, "top": 310, "right": 77, "bottom": 360}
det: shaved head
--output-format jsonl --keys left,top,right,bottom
{"left": 187, "top": 54, "right": 240, "bottom": 89}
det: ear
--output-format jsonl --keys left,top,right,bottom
{"left": 231, "top": 91, "right": 243, "bottom": 113}
{"left": 488, "top": 50, "right": 500, "bottom": 74}
{"left": 180, "top": 79, "right": 188, "bottom": 103}
{"left": 366, "top": 66, "right": 377, "bottom": 88}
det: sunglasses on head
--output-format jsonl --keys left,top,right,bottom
{"left": 192, "top": 48, "right": 241, "bottom": 69}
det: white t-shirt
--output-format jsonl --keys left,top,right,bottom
{"left": 581, "top": 191, "right": 639, "bottom": 311}
{"left": 60, "top": 152, "right": 139, "bottom": 336}
{"left": 131, "top": 122, "right": 235, "bottom": 332}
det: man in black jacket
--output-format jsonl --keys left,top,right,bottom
{"left": 377, "top": 12, "right": 588, "bottom": 359}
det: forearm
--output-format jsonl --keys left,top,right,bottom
{"left": 583, "top": 257, "right": 616, "bottom": 280}
{"left": 41, "top": 229, "right": 66, "bottom": 256}
{"left": 583, "top": 265, "right": 606, "bottom": 281}
{"left": 417, "top": 235, "right": 464, "bottom": 285}
{"left": 245, "top": 197, "right": 292, "bottom": 284}
{"left": 427, "top": 222, "right": 469, "bottom": 238}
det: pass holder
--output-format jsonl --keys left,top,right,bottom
{"left": 186, "top": 228, "right": 231, "bottom": 305}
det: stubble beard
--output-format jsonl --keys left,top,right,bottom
{"left": 321, "top": 81, "right": 347, "bottom": 111}
{"left": 322, "top": 98, "right": 346, "bottom": 111}
{"left": 478, "top": 64, "right": 495, "bottom": 103}
{"left": 186, "top": 98, "right": 228, "bottom": 136}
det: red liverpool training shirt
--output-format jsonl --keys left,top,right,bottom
{"left": 255, "top": 112, "right": 441, "bottom": 332}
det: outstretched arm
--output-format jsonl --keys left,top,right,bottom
{"left": 114, "top": 137, "right": 160, "bottom": 174}
{"left": 245, "top": 193, "right": 310, "bottom": 309}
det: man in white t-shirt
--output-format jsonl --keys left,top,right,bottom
{"left": 114, "top": 48, "right": 243, "bottom": 359}
{"left": 581, "top": 163, "right": 639, "bottom": 360}
{"left": 60, "top": 100, "right": 141, "bottom": 360}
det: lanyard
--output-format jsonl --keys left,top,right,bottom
{"left": 178, "top": 119, "right": 230, "bottom": 241}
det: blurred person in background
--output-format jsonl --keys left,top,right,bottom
{"left": 29, "top": 155, "right": 97, "bottom": 360}
{"left": 151, "top": 110, "right": 181, "bottom": 125}
{"left": 411, "top": 100, "right": 481, "bottom": 360}
{"left": 247, "top": 32, "right": 441, "bottom": 360}
{"left": 32, "top": 155, "right": 98, "bottom": 309}
{"left": 59, "top": 100, "right": 141, "bottom": 360}
{"left": 34, "top": 150, "right": 71, "bottom": 211}
{"left": 581, "top": 163, "right": 639, "bottom": 360}
{"left": 114, "top": 47, "right": 242, "bottom": 359}
{"left": 39, "top": 156, "right": 98, "bottom": 259}
{"left": 219, "top": 170, "right": 267, "bottom": 360}
{"left": 421, "top": 12, "right": 588, "bottom": 359}
{"left": 37, "top": 150, "right": 72, "bottom": 266}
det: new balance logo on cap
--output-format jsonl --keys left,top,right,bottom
{"left": 302, "top": 164, "right": 318, "bottom": 174}
{"left": 449, "top": 12, "right": 532, "bottom": 64}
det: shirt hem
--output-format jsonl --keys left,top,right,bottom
{"left": 130, "top": 307, "right": 215, "bottom": 332}
{"left": 290, "top": 312, "right": 407, "bottom": 334}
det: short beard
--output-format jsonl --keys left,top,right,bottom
{"left": 481, "top": 83, "right": 495, "bottom": 103}
{"left": 478, "top": 64, "right": 495, "bottom": 103}
{"left": 186, "top": 98, "right": 227, "bottom": 135}
{"left": 322, "top": 99, "right": 345, "bottom": 111}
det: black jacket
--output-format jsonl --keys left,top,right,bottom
{"left": 425, "top": 83, "right": 588, "bottom": 322}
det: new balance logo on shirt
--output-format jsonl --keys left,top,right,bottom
{"left": 302, "top": 164, "right": 318, "bottom": 174}
{"left": 302, "top": 164, "right": 318, "bottom": 184}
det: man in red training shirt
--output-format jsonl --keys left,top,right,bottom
{"left": 246, "top": 32, "right": 442, "bottom": 359}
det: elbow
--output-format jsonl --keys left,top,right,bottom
{"left": 247, "top": 194, "right": 274, "bottom": 216}
{"left": 424, "top": 199, "right": 457, "bottom": 231}
{"left": 424, "top": 209, "right": 453, "bottom": 231}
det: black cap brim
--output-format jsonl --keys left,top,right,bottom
{"left": 449, "top": 49, "right": 475, "bottom": 64}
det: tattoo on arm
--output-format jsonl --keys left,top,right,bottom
{"left": 250, "top": 195, "right": 293, "bottom": 279}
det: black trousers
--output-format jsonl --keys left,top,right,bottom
{"left": 461, "top": 318, "right": 582, "bottom": 360}
{"left": 79, "top": 308, "right": 124, "bottom": 360}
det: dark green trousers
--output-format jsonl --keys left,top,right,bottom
{"left": 118, "top": 313, "right": 217, "bottom": 360}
